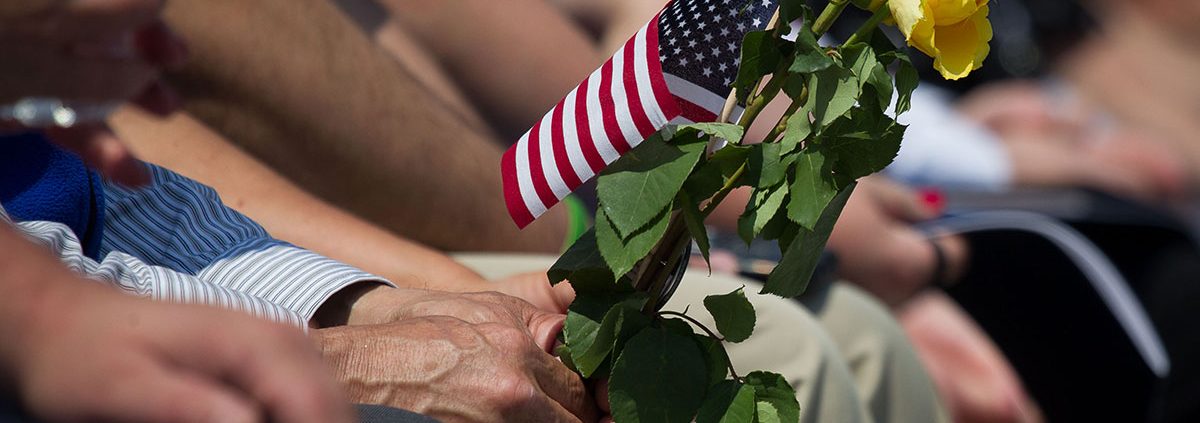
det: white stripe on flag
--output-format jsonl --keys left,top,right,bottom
{"left": 561, "top": 88, "right": 594, "bottom": 182}
{"left": 537, "top": 110, "right": 570, "bottom": 199}
{"left": 663, "top": 73, "right": 733, "bottom": 116}
{"left": 585, "top": 66, "right": 619, "bottom": 164}
{"left": 632, "top": 22, "right": 669, "bottom": 138}
{"left": 514, "top": 132, "right": 547, "bottom": 218}
{"left": 608, "top": 42, "right": 643, "bottom": 149}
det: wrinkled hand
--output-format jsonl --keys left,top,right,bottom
{"left": 826, "top": 176, "right": 968, "bottom": 306}
{"left": 6, "top": 281, "right": 354, "bottom": 423}
{"left": 313, "top": 317, "right": 598, "bottom": 423}
{"left": 1, "top": 0, "right": 190, "bottom": 186}
{"left": 898, "top": 291, "right": 1044, "bottom": 423}
{"left": 344, "top": 286, "right": 568, "bottom": 352}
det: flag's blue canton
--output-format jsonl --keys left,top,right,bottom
{"left": 657, "top": 0, "right": 778, "bottom": 94}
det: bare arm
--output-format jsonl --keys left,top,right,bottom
{"left": 375, "top": 0, "right": 602, "bottom": 139}
{"left": 110, "top": 108, "right": 489, "bottom": 292}
{"left": 161, "top": 0, "right": 567, "bottom": 253}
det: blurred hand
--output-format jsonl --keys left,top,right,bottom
{"left": 826, "top": 177, "right": 968, "bottom": 306}
{"left": 1, "top": 0, "right": 190, "bottom": 186}
{"left": 7, "top": 279, "right": 354, "bottom": 423}
{"left": 313, "top": 317, "right": 597, "bottom": 423}
{"left": 899, "top": 291, "right": 1044, "bottom": 423}
{"left": 960, "top": 81, "right": 1187, "bottom": 202}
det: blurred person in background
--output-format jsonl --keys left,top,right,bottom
{"left": 0, "top": 1, "right": 356, "bottom": 422}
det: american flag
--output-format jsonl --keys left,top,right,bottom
{"left": 502, "top": 0, "right": 777, "bottom": 228}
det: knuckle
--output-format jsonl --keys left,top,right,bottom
{"left": 486, "top": 372, "right": 539, "bottom": 410}
{"left": 483, "top": 325, "right": 533, "bottom": 351}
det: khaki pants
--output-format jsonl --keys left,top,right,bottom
{"left": 455, "top": 254, "right": 947, "bottom": 423}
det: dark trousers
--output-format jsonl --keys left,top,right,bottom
{"left": 1, "top": 399, "right": 436, "bottom": 423}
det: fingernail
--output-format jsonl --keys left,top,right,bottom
{"left": 918, "top": 188, "right": 945, "bottom": 215}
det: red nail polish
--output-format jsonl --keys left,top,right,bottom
{"left": 919, "top": 188, "right": 945, "bottom": 215}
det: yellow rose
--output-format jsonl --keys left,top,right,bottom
{"left": 887, "top": 0, "right": 993, "bottom": 80}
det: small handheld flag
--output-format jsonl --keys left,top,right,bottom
{"left": 502, "top": 0, "right": 777, "bottom": 228}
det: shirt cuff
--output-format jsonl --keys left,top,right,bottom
{"left": 197, "top": 237, "right": 394, "bottom": 323}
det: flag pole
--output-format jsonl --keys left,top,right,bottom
{"left": 637, "top": 6, "right": 785, "bottom": 314}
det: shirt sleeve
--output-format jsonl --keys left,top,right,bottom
{"left": 0, "top": 208, "right": 308, "bottom": 327}
{"left": 98, "top": 164, "right": 393, "bottom": 323}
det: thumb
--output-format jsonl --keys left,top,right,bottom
{"left": 101, "top": 364, "right": 260, "bottom": 423}
{"left": 526, "top": 312, "right": 567, "bottom": 353}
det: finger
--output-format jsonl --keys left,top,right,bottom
{"left": 155, "top": 318, "right": 356, "bottom": 423}
{"left": 54, "top": 0, "right": 165, "bottom": 41}
{"left": 97, "top": 360, "right": 261, "bottom": 423}
{"left": 552, "top": 281, "right": 576, "bottom": 312}
{"left": 44, "top": 124, "right": 150, "bottom": 186}
{"left": 528, "top": 342, "right": 598, "bottom": 422}
{"left": 219, "top": 330, "right": 357, "bottom": 423}
{"left": 526, "top": 312, "right": 567, "bottom": 353}
{"left": 869, "top": 179, "right": 935, "bottom": 223}
{"left": 594, "top": 379, "right": 611, "bottom": 414}
{"left": 512, "top": 394, "right": 587, "bottom": 423}
{"left": 133, "top": 19, "right": 188, "bottom": 67}
{"left": 131, "top": 79, "right": 181, "bottom": 116}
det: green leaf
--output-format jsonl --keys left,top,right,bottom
{"left": 703, "top": 287, "right": 756, "bottom": 343}
{"left": 734, "top": 31, "right": 783, "bottom": 102}
{"left": 679, "top": 123, "right": 745, "bottom": 145}
{"left": 694, "top": 335, "right": 732, "bottom": 386}
{"left": 596, "top": 205, "right": 672, "bottom": 277}
{"left": 866, "top": 62, "right": 894, "bottom": 113}
{"left": 684, "top": 144, "right": 752, "bottom": 202}
{"left": 779, "top": 0, "right": 812, "bottom": 27}
{"left": 781, "top": 109, "right": 812, "bottom": 155}
{"left": 696, "top": 381, "right": 757, "bottom": 423}
{"left": 756, "top": 402, "right": 783, "bottom": 423}
{"left": 745, "top": 371, "right": 800, "bottom": 423}
{"left": 894, "top": 53, "right": 919, "bottom": 116}
{"left": 804, "top": 65, "right": 860, "bottom": 130}
{"left": 609, "top": 327, "right": 709, "bottom": 423}
{"left": 597, "top": 130, "right": 707, "bottom": 238}
{"left": 763, "top": 183, "right": 856, "bottom": 297}
{"left": 822, "top": 114, "right": 905, "bottom": 181}
{"left": 748, "top": 142, "right": 790, "bottom": 188}
{"left": 789, "top": 27, "right": 833, "bottom": 74}
{"left": 841, "top": 43, "right": 879, "bottom": 92}
{"left": 787, "top": 149, "right": 838, "bottom": 230}
{"left": 564, "top": 295, "right": 652, "bottom": 378}
{"left": 737, "top": 182, "right": 788, "bottom": 244}
{"left": 548, "top": 230, "right": 616, "bottom": 288}
{"left": 678, "top": 191, "right": 712, "bottom": 268}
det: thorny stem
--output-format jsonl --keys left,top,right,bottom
{"left": 658, "top": 310, "right": 742, "bottom": 380}
{"left": 763, "top": 89, "right": 806, "bottom": 142}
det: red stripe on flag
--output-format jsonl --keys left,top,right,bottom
{"left": 646, "top": 13, "right": 682, "bottom": 120}
{"left": 549, "top": 101, "right": 581, "bottom": 189}
{"left": 597, "top": 59, "right": 632, "bottom": 155}
{"left": 621, "top": 35, "right": 657, "bottom": 139}
{"left": 501, "top": 148, "right": 534, "bottom": 228}
{"left": 524, "top": 121, "right": 560, "bottom": 209}
{"left": 675, "top": 95, "right": 720, "bottom": 123}
{"left": 573, "top": 81, "right": 606, "bottom": 172}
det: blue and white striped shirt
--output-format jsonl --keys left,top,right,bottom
{"left": 2, "top": 164, "right": 389, "bottom": 328}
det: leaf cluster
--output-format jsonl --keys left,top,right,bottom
{"left": 548, "top": 3, "right": 919, "bottom": 422}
